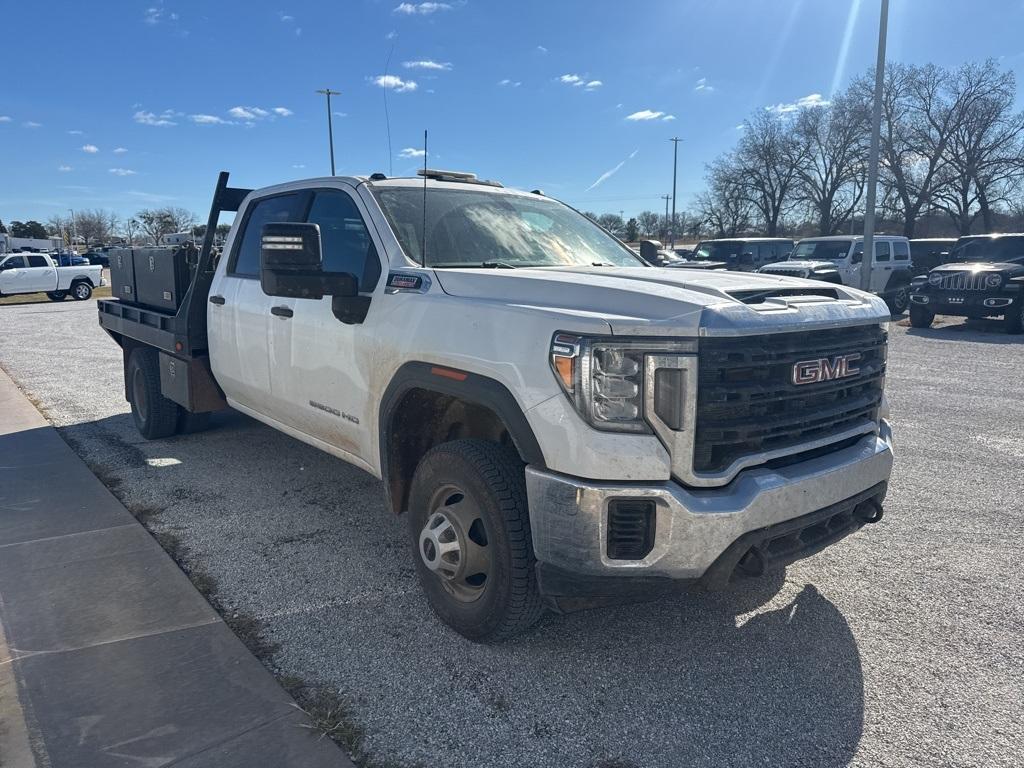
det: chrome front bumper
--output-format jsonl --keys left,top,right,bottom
{"left": 525, "top": 420, "right": 894, "bottom": 581}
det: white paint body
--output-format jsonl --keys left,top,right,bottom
{"left": 0, "top": 253, "right": 103, "bottom": 295}
{"left": 206, "top": 177, "right": 892, "bottom": 485}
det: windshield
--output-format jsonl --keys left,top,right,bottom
{"left": 949, "top": 237, "right": 1024, "bottom": 263}
{"left": 692, "top": 241, "right": 742, "bottom": 261}
{"left": 371, "top": 187, "right": 644, "bottom": 268}
{"left": 791, "top": 240, "right": 853, "bottom": 261}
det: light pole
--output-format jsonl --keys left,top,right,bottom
{"left": 661, "top": 194, "right": 670, "bottom": 242}
{"left": 669, "top": 137, "right": 682, "bottom": 248}
{"left": 68, "top": 208, "right": 76, "bottom": 252}
{"left": 861, "top": 0, "right": 889, "bottom": 292}
{"left": 316, "top": 88, "right": 341, "bottom": 175}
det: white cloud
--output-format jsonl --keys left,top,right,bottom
{"left": 403, "top": 59, "right": 452, "bottom": 70}
{"left": 81, "top": 144, "right": 99, "bottom": 153}
{"left": 766, "top": 92, "right": 832, "bottom": 115}
{"left": 662, "top": 114, "right": 676, "bottom": 121}
{"left": 498, "top": 79, "right": 521, "bottom": 87}
{"left": 144, "top": 7, "right": 161, "bottom": 24}
{"left": 227, "top": 106, "right": 266, "bottom": 120}
{"left": 393, "top": 2, "right": 452, "bottom": 14}
{"left": 385, "top": 30, "right": 397, "bottom": 40}
{"left": 113, "top": 147, "right": 128, "bottom": 153}
{"left": 190, "top": 114, "right": 227, "bottom": 124}
{"left": 694, "top": 77, "right": 715, "bottom": 93}
{"left": 399, "top": 147, "right": 426, "bottom": 158}
{"left": 536, "top": 45, "right": 548, "bottom": 53}
{"left": 586, "top": 148, "right": 639, "bottom": 192}
{"left": 134, "top": 110, "right": 177, "bottom": 126}
{"left": 58, "top": 165, "right": 73, "bottom": 172}
{"left": 373, "top": 74, "right": 418, "bottom": 92}
{"left": 0, "top": 116, "right": 11, "bottom": 123}
{"left": 109, "top": 168, "right": 137, "bottom": 176}
{"left": 67, "top": 129, "right": 83, "bottom": 135}
{"left": 559, "top": 74, "right": 584, "bottom": 86}
{"left": 273, "top": 107, "right": 293, "bottom": 116}
{"left": 625, "top": 109, "right": 664, "bottom": 121}
{"left": 333, "top": 111, "right": 348, "bottom": 118}
{"left": 585, "top": 80, "right": 602, "bottom": 89}
{"left": 279, "top": 12, "right": 294, "bottom": 22}
{"left": 24, "top": 121, "right": 42, "bottom": 128}
{"left": 292, "top": 163, "right": 306, "bottom": 169}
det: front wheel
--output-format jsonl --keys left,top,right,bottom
{"left": 408, "top": 440, "right": 544, "bottom": 642}
{"left": 909, "top": 303, "right": 934, "bottom": 329}
{"left": 46, "top": 291, "right": 68, "bottom": 301}
{"left": 1004, "top": 299, "right": 1024, "bottom": 334}
{"left": 71, "top": 281, "right": 93, "bottom": 301}
{"left": 128, "top": 347, "right": 180, "bottom": 439}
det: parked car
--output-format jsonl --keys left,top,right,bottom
{"left": 84, "top": 250, "right": 110, "bottom": 266}
{"left": 52, "top": 251, "right": 91, "bottom": 266}
{"left": 758, "top": 235, "right": 914, "bottom": 314}
{"left": 909, "top": 233, "right": 1024, "bottom": 333}
{"left": 0, "top": 252, "right": 105, "bottom": 300}
{"left": 97, "top": 170, "right": 894, "bottom": 642}
{"left": 686, "top": 238, "right": 794, "bottom": 271}
{"left": 909, "top": 238, "right": 955, "bottom": 274}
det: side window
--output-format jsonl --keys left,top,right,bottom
{"left": 875, "top": 242, "right": 891, "bottom": 262}
{"left": 230, "top": 193, "right": 302, "bottom": 277}
{"left": 1, "top": 256, "right": 26, "bottom": 269}
{"left": 305, "top": 190, "right": 382, "bottom": 291}
{"left": 27, "top": 255, "right": 48, "bottom": 267}
{"left": 893, "top": 241, "right": 909, "bottom": 261}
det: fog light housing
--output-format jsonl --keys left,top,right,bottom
{"left": 607, "top": 499, "right": 656, "bottom": 560}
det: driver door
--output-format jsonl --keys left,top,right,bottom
{"left": 0, "top": 255, "right": 28, "bottom": 293}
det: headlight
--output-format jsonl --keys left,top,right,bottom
{"left": 928, "top": 272, "right": 945, "bottom": 286}
{"left": 984, "top": 272, "right": 1003, "bottom": 289}
{"left": 550, "top": 334, "right": 696, "bottom": 433}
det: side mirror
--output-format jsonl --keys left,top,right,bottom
{"left": 260, "top": 222, "right": 357, "bottom": 299}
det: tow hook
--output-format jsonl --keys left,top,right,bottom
{"left": 854, "top": 499, "right": 884, "bottom": 525}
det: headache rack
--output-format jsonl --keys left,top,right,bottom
{"left": 97, "top": 171, "right": 252, "bottom": 358}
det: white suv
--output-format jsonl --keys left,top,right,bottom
{"left": 759, "top": 235, "right": 915, "bottom": 314}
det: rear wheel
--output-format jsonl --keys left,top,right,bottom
{"left": 46, "top": 291, "right": 67, "bottom": 301}
{"left": 886, "top": 285, "right": 909, "bottom": 316}
{"left": 1004, "top": 299, "right": 1024, "bottom": 334}
{"left": 71, "top": 281, "right": 93, "bottom": 301}
{"left": 909, "top": 303, "right": 934, "bottom": 329}
{"left": 128, "top": 347, "right": 180, "bottom": 439}
{"left": 408, "top": 439, "right": 544, "bottom": 642}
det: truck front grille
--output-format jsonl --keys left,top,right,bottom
{"left": 694, "top": 325, "right": 886, "bottom": 474}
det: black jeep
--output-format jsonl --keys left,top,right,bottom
{"left": 908, "top": 234, "right": 1024, "bottom": 334}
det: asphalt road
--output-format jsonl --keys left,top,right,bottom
{"left": 1, "top": 298, "right": 1021, "bottom": 768}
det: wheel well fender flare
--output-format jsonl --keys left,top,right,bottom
{"left": 884, "top": 269, "right": 913, "bottom": 292}
{"left": 378, "top": 362, "right": 546, "bottom": 513}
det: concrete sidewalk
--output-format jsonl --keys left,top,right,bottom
{"left": 0, "top": 368, "right": 352, "bottom": 767}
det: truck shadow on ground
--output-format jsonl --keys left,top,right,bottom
{"left": 51, "top": 410, "right": 865, "bottom": 768}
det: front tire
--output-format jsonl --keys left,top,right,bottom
{"left": 127, "top": 347, "right": 180, "bottom": 439}
{"left": 46, "top": 291, "right": 68, "bottom": 301}
{"left": 886, "top": 285, "right": 909, "bottom": 316}
{"left": 71, "top": 281, "right": 93, "bottom": 301}
{"left": 1004, "top": 299, "right": 1024, "bottom": 334}
{"left": 909, "top": 303, "right": 934, "bottom": 329}
{"left": 408, "top": 440, "right": 544, "bottom": 642}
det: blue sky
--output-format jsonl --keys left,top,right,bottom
{"left": 3, "top": 0, "right": 1024, "bottom": 226}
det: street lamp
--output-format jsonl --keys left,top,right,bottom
{"left": 316, "top": 88, "right": 341, "bottom": 175}
{"left": 68, "top": 208, "right": 76, "bottom": 252}
{"left": 861, "top": 0, "right": 889, "bottom": 292}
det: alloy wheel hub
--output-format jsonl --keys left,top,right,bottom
{"left": 419, "top": 511, "right": 463, "bottom": 580}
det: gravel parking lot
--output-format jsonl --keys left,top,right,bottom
{"left": 1, "top": 298, "right": 1021, "bottom": 768}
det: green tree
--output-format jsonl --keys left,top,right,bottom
{"left": 9, "top": 220, "right": 49, "bottom": 239}
{"left": 625, "top": 217, "right": 639, "bottom": 241}
{"left": 0, "top": 218, "right": 7, "bottom": 234}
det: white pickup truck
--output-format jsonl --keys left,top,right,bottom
{"left": 0, "top": 252, "right": 105, "bottom": 301}
{"left": 98, "top": 171, "right": 894, "bottom": 642}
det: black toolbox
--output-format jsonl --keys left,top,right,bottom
{"left": 108, "top": 247, "right": 137, "bottom": 302}
{"left": 133, "top": 246, "right": 196, "bottom": 313}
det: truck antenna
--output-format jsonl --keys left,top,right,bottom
{"left": 421, "top": 129, "right": 428, "bottom": 267}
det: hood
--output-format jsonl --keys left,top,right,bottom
{"left": 762, "top": 260, "right": 839, "bottom": 272}
{"left": 665, "top": 259, "right": 728, "bottom": 270}
{"left": 931, "top": 261, "right": 1024, "bottom": 275}
{"left": 432, "top": 265, "right": 889, "bottom": 337}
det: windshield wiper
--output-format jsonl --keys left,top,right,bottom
{"left": 429, "top": 261, "right": 518, "bottom": 269}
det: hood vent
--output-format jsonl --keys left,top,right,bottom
{"left": 728, "top": 287, "right": 839, "bottom": 305}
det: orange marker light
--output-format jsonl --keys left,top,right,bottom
{"left": 554, "top": 355, "right": 574, "bottom": 391}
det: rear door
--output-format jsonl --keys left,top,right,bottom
{"left": 208, "top": 191, "right": 306, "bottom": 416}
{"left": 24, "top": 254, "right": 57, "bottom": 292}
{"left": 270, "top": 186, "right": 384, "bottom": 462}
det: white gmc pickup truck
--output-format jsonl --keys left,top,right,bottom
{"left": 98, "top": 171, "right": 894, "bottom": 641}
{"left": 0, "top": 252, "right": 104, "bottom": 301}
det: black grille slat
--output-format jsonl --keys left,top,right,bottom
{"left": 694, "top": 325, "right": 886, "bottom": 473}
{"left": 607, "top": 500, "right": 656, "bottom": 560}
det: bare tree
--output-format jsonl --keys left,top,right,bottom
{"left": 596, "top": 213, "right": 626, "bottom": 238}
{"left": 636, "top": 210, "right": 661, "bottom": 239}
{"left": 731, "top": 110, "right": 805, "bottom": 235}
{"left": 792, "top": 94, "right": 869, "bottom": 234}
{"left": 136, "top": 207, "right": 197, "bottom": 243}
{"left": 698, "top": 157, "right": 753, "bottom": 237}
{"left": 72, "top": 209, "right": 119, "bottom": 249}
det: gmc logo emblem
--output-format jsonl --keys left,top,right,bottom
{"left": 792, "top": 353, "right": 861, "bottom": 385}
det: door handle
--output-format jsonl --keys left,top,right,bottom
{"left": 209, "top": 295, "right": 226, "bottom": 305}
{"left": 271, "top": 305, "right": 293, "bottom": 318}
